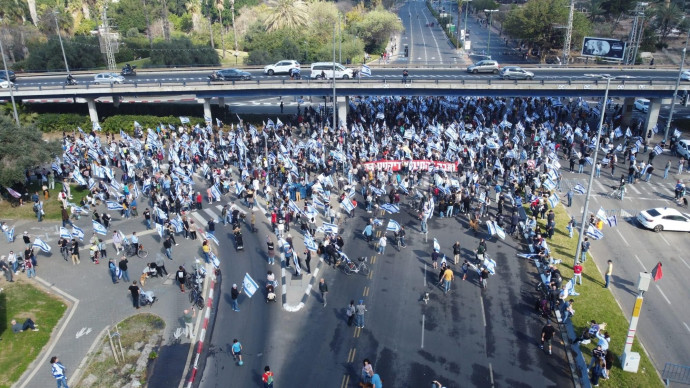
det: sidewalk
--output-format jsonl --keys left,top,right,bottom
{"left": 6, "top": 214, "right": 206, "bottom": 388}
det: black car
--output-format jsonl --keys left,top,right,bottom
{"left": 209, "top": 68, "right": 252, "bottom": 81}
{"left": 0, "top": 70, "right": 16, "bottom": 82}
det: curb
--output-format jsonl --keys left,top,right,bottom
{"left": 185, "top": 271, "right": 220, "bottom": 388}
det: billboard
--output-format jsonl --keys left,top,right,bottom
{"left": 581, "top": 37, "right": 626, "bottom": 61}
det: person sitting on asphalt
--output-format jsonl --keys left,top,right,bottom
{"left": 11, "top": 318, "right": 39, "bottom": 332}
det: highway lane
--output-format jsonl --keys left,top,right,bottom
{"left": 561, "top": 149, "right": 690, "bottom": 376}
{"left": 399, "top": 0, "right": 462, "bottom": 66}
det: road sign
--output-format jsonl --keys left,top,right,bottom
{"left": 581, "top": 37, "right": 625, "bottom": 61}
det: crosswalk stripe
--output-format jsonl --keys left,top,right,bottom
{"left": 203, "top": 208, "right": 220, "bottom": 221}
{"left": 627, "top": 184, "right": 641, "bottom": 195}
{"left": 190, "top": 211, "right": 207, "bottom": 225}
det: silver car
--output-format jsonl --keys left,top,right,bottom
{"left": 467, "top": 60, "right": 499, "bottom": 74}
{"left": 93, "top": 72, "right": 125, "bottom": 84}
{"left": 500, "top": 66, "right": 534, "bottom": 80}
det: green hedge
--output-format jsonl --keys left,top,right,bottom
{"left": 34, "top": 113, "right": 206, "bottom": 134}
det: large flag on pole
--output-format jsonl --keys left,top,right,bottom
{"left": 243, "top": 273, "right": 259, "bottom": 298}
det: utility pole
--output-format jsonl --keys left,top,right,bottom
{"left": 626, "top": 2, "right": 648, "bottom": 65}
{"left": 332, "top": 23, "right": 337, "bottom": 132}
{"left": 101, "top": 7, "right": 116, "bottom": 71}
{"left": 463, "top": 0, "right": 472, "bottom": 47}
{"left": 663, "top": 29, "right": 690, "bottom": 144}
{"left": 561, "top": 0, "right": 574, "bottom": 66}
{"left": 0, "top": 21, "right": 19, "bottom": 126}
{"left": 53, "top": 11, "right": 70, "bottom": 74}
{"left": 338, "top": 15, "right": 342, "bottom": 63}
{"left": 231, "top": 0, "right": 238, "bottom": 64}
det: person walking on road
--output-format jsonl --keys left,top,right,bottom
{"left": 346, "top": 300, "right": 356, "bottom": 326}
{"left": 129, "top": 281, "right": 141, "bottom": 309}
{"left": 540, "top": 321, "right": 557, "bottom": 355}
{"left": 440, "top": 267, "right": 454, "bottom": 294}
{"left": 118, "top": 256, "right": 130, "bottom": 282}
{"left": 480, "top": 267, "right": 490, "bottom": 289}
{"left": 231, "top": 284, "right": 241, "bottom": 311}
{"left": 604, "top": 260, "right": 613, "bottom": 288}
{"left": 50, "top": 356, "right": 69, "bottom": 388}
{"left": 580, "top": 238, "right": 590, "bottom": 263}
{"left": 232, "top": 339, "right": 243, "bottom": 365}
{"left": 304, "top": 249, "right": 312, "bottom": 274}
{"left": 377, "top": 235, "right": 386, "bottom": 254}
{"left": 183, "top": 307, "right": 196, "bottom": 338}
{"left": 573, "top": 261, "right": 583, "bottom": 286}
{"left": 452, "top": 241, "right": 461, "bottom": 265}
{"left": 319, "top": 278, "right": 328, "bottom": 307}
{"left": 108, "top": 259, "right": 118, "bottom": 284}
{"left": 266, "top": 236, "right": 275, "bottom": 265}
{"left": 176, "top": 266, "right": 187, "bottom": 292}
{"left": 262, "top": 365, "right": 275, "bottom": 388}
{"left": 355, "top": 300, "right": 367, "bottom": 328}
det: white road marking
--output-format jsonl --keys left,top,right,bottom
{"left": 683, "top": 322, "right": 690, "bottom": 333}
{"left": 634, "top": 255, "right": 647, "bottom": 271}
{"left": 421, "top": 314, "right": 425, "bottom": 349}
{"left": 659, "top": 234, "right": 671, "bottom": 246}
{"left": 655, "top": 285, "right": 672, "bottom": 305}
{"left": 628, "top": 184, "right": 641, "bottom": 195}
{"left": 679, "top": 257, "right": 690, "bottom": 270}
{"left": 190, "top": 211, "right": 207, "bottom": 225}
{"left": 480, "top": 296, "right": 487, "bottom": 327}
{"left": 489, "top": 363, "right": 495, "bottom": 387}
{"left": 615, "top": 229, "right": 629, "bottom": 246}
{"left": 424, "top": 262, "right": 427, "bottom": 287}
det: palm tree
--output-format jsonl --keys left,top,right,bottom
{"left": 185, "top": 0, "right": 202, "bottom": 32}
{"left": 26, "top": 0, "right": 37, "bottom": 25}
{"left": 215, "top": 0, "right": 225, "bottom": 58}
{"left": 264, "top": 0, "right": 308, "bottom": 33}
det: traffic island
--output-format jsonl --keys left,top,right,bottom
{"left": 529, "top": 201, "right": 663, "bottom": 388}
{"left": 76, "top": 313, "right": 165, "bottom": 388}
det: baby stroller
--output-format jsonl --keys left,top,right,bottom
{"left": 266, "top": 284, "right": 277, "bottom": 303}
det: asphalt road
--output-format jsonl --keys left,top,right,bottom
{"left": 561, "top": 146, "right": 690, "bottom": 377}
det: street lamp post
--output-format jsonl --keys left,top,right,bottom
{"left": 0, "top": 21, "right": 19, "bottom": 126}
{"left": 53, "top": 10, "right": 70, "bottom": 74}
{"left": 484, "top": 9, "right": 498, "bottom": 59}
{"left": 663, "top": 30, "right": 690, "bottom": 145}
{"left": 462, "top": 0, "right": 472, "bottom": 48}
{"left": 573, "top": 75, "right": 615, "bottom": 265}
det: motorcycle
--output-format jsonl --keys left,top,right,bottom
{"left": 121, "top": 65, "right": 137, "bottom": 76}
{"left": 65, "top": 78, "right": 78, "bottom": 86}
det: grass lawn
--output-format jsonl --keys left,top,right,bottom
{"left": 533, "top": 201, "right": 664, "bottom": 388}
{"left": 218, "top": 50, "right": 248, "bottom": 67}
{"left": 0, "top": 183, "right": 89, "bottom": 221}
{"left": 77, "top": 313, "right": 165, "bottom": 387}
{"left": 0, "top": 280, "right": 67, "bottom": 388}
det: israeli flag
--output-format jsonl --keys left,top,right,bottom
{"left": 59, "top": 227, "right": 72, "bottom": 239}
{"left": 211, "top": 185, "right": 222, "bottom": 201}
{"left": 52, "top": 163, "right": 63, "bottom": 176}
{"left": 304, "top": 234, "right": 318, "bottom": 252}
{"left": 433, "top": 238, "right": 440, "bottom": 252}
{"left": 72, "top": 226, "right": 84, "bottom": 241}
{"left": 106, "top": 200, "right": 124, "bottom": 210}
{"left": 380, "top": 203, "right": 400, "bottom": 214}
{"left": 73, "top": 172, "right": 87, "bottom": 186}
{"left": 614, "top": 127, "right": 623, "bottom": 138}
{"left": 386, "top": 219, "right": 401, "bottom": 233}
{"left": 625, "top": 127, "right": 632, "bottom": 137}
{"left": 171, "top": 218, "right": 184, "bottom": 233}
{"left": 243, "top": 273, "right": 259, "bottom": 298}
{"left": 110, "top": 180, "right": 122, "bottom": 192}
{"left": 313, "top": 198, "right": 326, "bottom": 210}
{"left": 322, "top": 222, "right": 339, "bottom": 234}
{"left": 288, "top": 200, "right": 301, "bottom": 214}
{"left": 483, "top": 257, "right": 497, "bottom": 275}
{"left": 573, "top": 184, "right": 586, "bottom": 194}
{"left": 542, "top": 177, "right": 556, "bottom": 191}
{"left": 653, "top": 145, "right": 663, "bottom": 156}
{"left": 495, "top": 224, "right": 506, "bottom": 240}
{"left": 487, "top": 220, "right": 497, "bottom": 236}
{"left": 33, "top": 237, "right": 52, "bottom": 253}
{"left": 93, "top": 220, "right": 107, "bottom": 236}
{"left": 179, "top": 116, "right": 190, "bottom": 124}
{"left": 92, "top": 121, "right": 102, "bottom": 131}
{"left": 596, "top": 207, "right": 608, "bottom": 221}
{"left": 204, "top": 115, "right": 212, "bottom": 123}
{"left": 155, "top": 207, "right": 168, "bottom": 221}
{"left": 360, "top": 64, "right": 372, "bottom": 77}
{"left": 372, "top": 218, "right": 383, "bottom": 227}
{"left": 607, "top": 215, "right": 618, "bottom": 227}
{"left": 235, "top": 182, "right": 245, "bottom": 196}
{"left": 156, "top": 223, "right": 164, "bottom": 238}
{"left": 674, "top": 129, "right": 681, "bottom": 138}
{"left": 548, "top": 193, "right": 560, "bottom": 208}
{"left": 7, "top": 226, "right": 14, "bottom": 242}
{"left": 207, "top": 232, "right": 220, "bottom": 246}
{"left": 340, "top": 199, "right": 354, "bottom": 212}
{"left": 586, "top": 225, "right": 604, "bottom": 240}
{"left": 209, "top": 251, "right": 220, "bottom": 268}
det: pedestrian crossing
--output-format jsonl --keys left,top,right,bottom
{"left": 563, "top": 176, "right": 681, "bottom": 200}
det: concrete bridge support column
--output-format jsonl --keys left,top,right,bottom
{"left": 86, "top": 98, "right": 98, "bottom": 124}
{"left": 644, "top": 98, "right": 662, "bottom": 136}
{"left": 202, "top": 98, "right": 212, "bottom": 120}
{"left": 621, "top": 97, "right": 636, "bottom": 128}
{"left": 337, "top": 96, "right": 348, "bottom": 129}
{"left": 217, "top": 97, "right": 225, "bottom": 108}
{"left": 113, "top": 95, "right": 121, "bottom": 108}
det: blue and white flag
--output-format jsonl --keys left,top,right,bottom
{"left": 304, "top": 234, "right": 318, "bottom": 252}
{"left": 372, "top": 218, "right": 383, "bottom": 227}
{"left": 433, "top": 238, "right": 440, "bottom": 252}
{"left": 625, "top": 127, "right": 632, "bottom": 137}
{"left": 211, "top": 185, "right": 221, "bottom": 201}
{"left": 380, "top": 203, "right": 400, "bottom": 214}
{"left": 573, "top": 183, "right": 586, "bottom": 194}
{"left": 386, "top": 219, "right": 401, "bottom": 233}
{"left": 7, "top": 226, "right": 14, "bottom": 242}
{"left": 155, "top": 207, "right": 168, "bottom": 221}
{"left": 548, "top": 193, "right": 560, "bottom": 208}
{"left": 585, "top": 157, "right": 593, "bottom": 165}
{"left": 106, "top": 200, "right": 124, "bottom": 210}
{"left": 614, "top": 127, "right": 623, "bottom": 138}
{"left": 360, "top": 64, "right": 372, "bottom": 77}
{"left": 179, "top": 116, "right": 190, "bottom": 124}
{"left": 209, "top": 251, "right": 220, "bottom": 268}
{"left": 607, "top": 215, "right": 618, "bottom": 227}
{"left": 340, "top": 199, "right": 354, "bottom": 212}
{"left": 653, "top": 145, "right": 663, "bottom": 156}
{"left": 495, "top": 224, "right": 506, "bottom": 240}
{"left": 288, "top": 200, "right": 301, "bottom": 215}
{"left": 72, "top": 225, "right": 84, "bottom": 241}
{"left": 487, "top": 220, "right": 497, "bottom": 236}
{"left": 243, "top": 273, "right": 259, "bottom": 298}
{"left": 204, "top": 115, "right": 212, "bottom": 124}
{"left": 542, "top": 177, "right": 556, "bottom": 191}
{"left": 322, "top": 222, "right": 339, "bottom": 234}
{"left": 207, "top": 232, "right": 220, "bottom": 246}
{"left": 59, "top": 227, "right": 71, "bottom": 239}
{"left": 171, "top": 218, "right": 184, "bottom": 233}
{"left": 586, "top": 225, "right": 604, "bottom": 240}
{"left": 93, "top": 220, "right": 107, "bottom": 235}
{"left": 674, "top": 129, "right": 681, "bottom": 138}
{"left": 33, "top": 237, "right": 51, "bottom": 253}
{"left": 156, "top": 223, "right": 164, "bottom": 238}
{"left": 596, "top": 207, "right": 608, "bottom": 221}
{"left": 235, "top": 182, "right": 245, "bottom": 196}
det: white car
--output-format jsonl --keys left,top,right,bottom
{"left": 0, "top": 80, "right": 13, "bottom": 88}
{"left": 676, "top": 139, "right": 690, "bottom": 159}
{"left": 634, "top": 98, "right": 650, "bottom": 113}
{"left": 263, "top": 60, "right": 300, "bottom": 76}
{"left": 681, "top": 70, "right": 690, "bottom": 81}
{"left": 93, "top": 72, "right": 125, "bottom": 84}
{"left": 637, "top": 207, "right": 690, "bottom": 232}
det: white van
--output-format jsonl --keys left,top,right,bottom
{"left": 310, "top": 62, "right": 354, "bottom": 79}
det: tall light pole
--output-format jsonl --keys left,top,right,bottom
{"left": 230, "top": 0, "right": 238, "bottom": 64}
{"left": 484, "top": 9, "right": 498, "bottom": 59}
{"left": 561, "top": 0, "right": 574, "bottom": 66}
{"left": 332, "top": 23, "right": 337, "bottom": 131}
{"left": 0, "top": 20, "right": 19, "bottom": 126}
{"left": 573, "top": 75, "right": 616, "bottom": 265}
{"left": 53, "top": 11, "right": 70, "bottom": 74}
{"left": 462, "top": 0, "right": 472, "bottom": 47}
{"left": 663, "top": 30, "right": 689, "bottom": 145}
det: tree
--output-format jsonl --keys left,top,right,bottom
{"left": 264, "top": 0, "right": 308, "bottom": 33}
{"left": 0, "top": 115, "right": 61, "bottom": 189}
{"left": 148, "top": 36, "right": 220, "bottom": 66}
{"left": 216, "top": 0, "right": 226, "bottom": 57}
{"left": 352, "top": 8, "right": 402, "bottom": 53}
{"left": 652, "top": 3, "right": 686, "bottom": 44}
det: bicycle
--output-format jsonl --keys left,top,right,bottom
{"left": 607, "top": 186, "right": 623, "bottom": 200}
{"left": 125, "top": 243, "right": 149, "bottom": 258}
{"left": 189, "top": 286, "right": 205, "bottom": 309}
{"left": 340, "top": 256, "right": 370, "bottom": 276}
